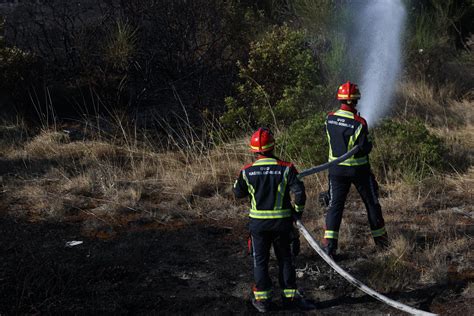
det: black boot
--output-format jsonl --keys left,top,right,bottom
{"left": 321, "top": 238, "right": 337, "bottom": 259}
{"left": 251, "top": 298, "right": 270, "bottom": 313}
{"left": 374, "top": 234, "right": 389, "bottom": 250}
{"left": 282, "top": 291, "right": 317, "bottom": 311}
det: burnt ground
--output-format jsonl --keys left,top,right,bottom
{"left": 0, "top": 215, "right": 472, "bottom": 315}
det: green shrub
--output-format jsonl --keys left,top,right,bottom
{"left": 280, "top": 116, "right": 447, "bottom": 181}
{"left": 277, "top": 112, "right": 328, "bottom": 166}
{"left": 221, "top": 24, "right": 324, "bottom": 134}
{"left": 371, "top": 119, "right": 447, "bottom": 180}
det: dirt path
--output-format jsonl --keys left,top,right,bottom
{"left": 0, "top": 216, "right": 469, "bottom": 314}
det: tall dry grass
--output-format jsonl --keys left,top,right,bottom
{"left": 396, "top": 79, "right": 463, "bottom": 127}
{"left": 2, "top": 116, "right": 253, "bottom": 231}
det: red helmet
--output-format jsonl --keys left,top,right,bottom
{"left": 249, "top": 128, "right": 275, "bottom": 153}
{"left": 337, "top": 81, "right": 361, "bottom": 101}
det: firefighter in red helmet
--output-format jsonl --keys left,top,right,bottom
{"left": 233, "top": 127, "right": 315, "bottom": 312}
{"left": 322, "top": 82, "right": 389, "bottom": 258}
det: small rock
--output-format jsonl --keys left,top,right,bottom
{"left": 65, "top": 240, "right": 83, "bottom": 247}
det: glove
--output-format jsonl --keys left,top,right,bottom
{"left": 293, "top": 211, "right": 303, "bottom": 221}
{"left": 291, "top": 206, "right": 303, "bottom": 221}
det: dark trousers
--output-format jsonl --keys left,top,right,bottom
{"left": 325, "top": 173, "right": 386, "bottom": 248}
{"left": 250, "top": 230, "right": 296, "bottom": 292}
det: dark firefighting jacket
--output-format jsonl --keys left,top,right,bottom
{"left": 325, "top": 104, "right": 373, "bottom": 177}
{"left": 233, "top": 155, "right": 306, "bottom": 232}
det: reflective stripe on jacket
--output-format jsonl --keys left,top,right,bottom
{"left": 233, "top": 156, "right": 305, "bottom": 219}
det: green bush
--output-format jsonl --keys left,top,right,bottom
{"left": 221, "top": 24, "right": 324, "bottom": 134}
{"left": 371, "top": 119, "right": 447, "bottom": 180}
{"left": 277, "top": 112, "right": 328, "bottom": 167}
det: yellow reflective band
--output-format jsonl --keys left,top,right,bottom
{"left": 253, "top": 158, "right": 278, "bottom": 166}
{"left": 250, "top": 142, "right": 274, "bottom": 151}
{"left": 324, "top": 230, "right": 339, "bottom": 239}
{"left": 336, "top": 156, "right": 369, "bottom": 166}
{"left": 337, "top": 94, "right": 360, "bottom": 99}
{"left": 348, "top": 124, "right": 363, "bottom": 149}
{"left": 242, "top": 171, "right": 257, "bottom": 211}
{"left": 335, "top": 109, "right": 355, "bottom": 119}
{"left": 326, "top": 122, "right": 334, "bottom": 161}
{"left": 274, "top": 167, "right": 289, "bottom": 210}
{"left": 371, "top": 227, "right": 386, "bottom": 237}
{"left": 283, "top": 289, "right": 297, "bottom": 298}
{"left": 329, "top": 153, "right": 368, "bottom": 166}
{"left": 249, "top": 209, "right": 292, "bottom": 219}
{"left": 254, "top": 290, "right": 272, "bottom": 300}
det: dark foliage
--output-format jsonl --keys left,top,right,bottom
{"left": 2, "top": 0, "right": 262, "bottom": 125}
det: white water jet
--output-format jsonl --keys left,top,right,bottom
{"left": 353, "top": 0, "right": 406, "bottom": 126}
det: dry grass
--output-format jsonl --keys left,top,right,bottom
{"left": 350, "top": 234, "right": 420, "bottom": 292}
{"left": 2, "top": 124, "right": 252, "bottom": 227}
{"left": 462, "top": 282, "right": 474, "bottom": 298}
{"left": 0, "top": 81, "right": 472, "bottom": 296}
{"left": 396, "top": 79, "right": 464, "bottom": 127}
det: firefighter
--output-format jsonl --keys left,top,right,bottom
{"left": 233, "top": 127, "right": 315, "bottom": 313}
{"left": 322, "top": 81, "right": 389, "bottom": 258}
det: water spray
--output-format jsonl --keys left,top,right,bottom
{"left": 295, "top": 3, "right": 434, "bottom": 313}
{"left": 353, "top": 0, "right": 407, "bottom": 126}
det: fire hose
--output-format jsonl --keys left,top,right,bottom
{"left": 295, "top": 146, "right": 438, "bottom": 315}
{"left": 297, "top": 145, "right": 360, "bottom": 180}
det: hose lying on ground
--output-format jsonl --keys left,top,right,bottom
{"left": 295, "top": 220, "right": 438, "bottom": 316}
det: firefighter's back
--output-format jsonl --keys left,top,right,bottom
{"left": 241, "top": 157, "right": 295, "bottom": 232}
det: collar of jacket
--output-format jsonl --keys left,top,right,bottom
{"left": 340, "top": 104, "right": 357, "bottom": 113}
{"left": 256, "top": 153, "right": 276, "bottom": 160}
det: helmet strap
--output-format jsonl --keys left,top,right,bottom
{"left": 343, "top": 100, "right": 357, "bottom": 106}
{"left": 256, "top": 150, "right": 274, "bottom": 158}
